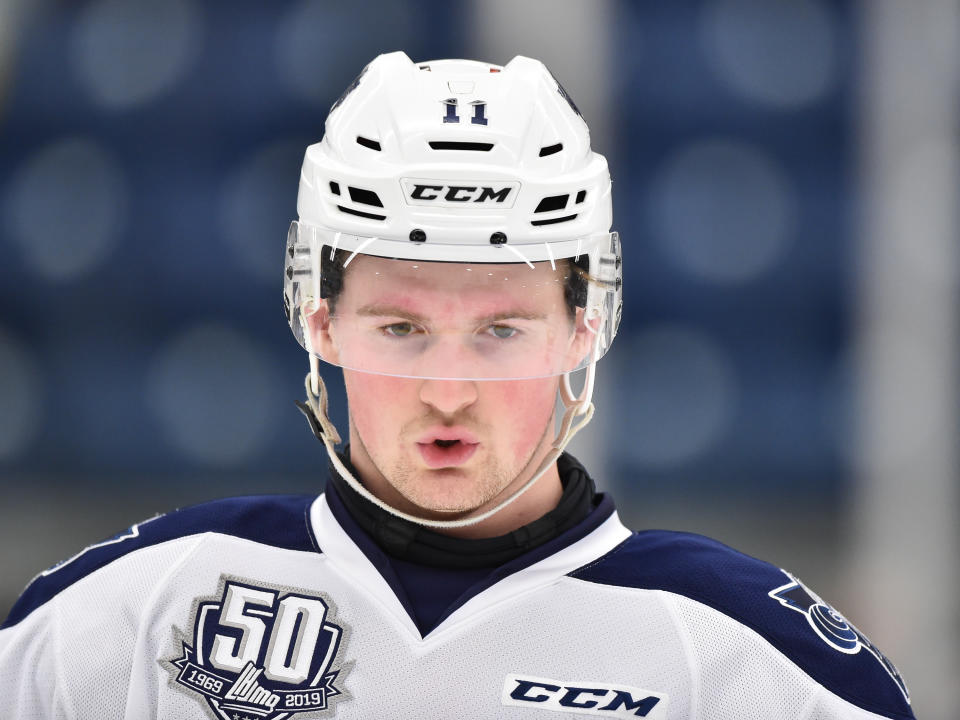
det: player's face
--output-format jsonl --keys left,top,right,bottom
{"left": 343, "top": 367, "right": 560, "bottom": 520}
{"left": 310, "top": 256, "right": 586, "bottom": 520}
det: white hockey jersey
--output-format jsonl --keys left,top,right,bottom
{"left": 0, "top": 490, "right": 913, "bottom": 719}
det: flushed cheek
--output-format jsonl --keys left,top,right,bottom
{"left": 345, "top": 373, "right": 413, "bottom": 443}
{"left": 491, "top": 381, "right": 556, "bottom": 461}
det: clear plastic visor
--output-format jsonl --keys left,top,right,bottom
{"left": 284, "top": 222, "right": 621, "bottom": 380}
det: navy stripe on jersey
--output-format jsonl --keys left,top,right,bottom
{"left": 1, "top": 494, "right": 320, "bottom": 630}
{"left": 569, "top": 531, "right": 914, "bottom": 720}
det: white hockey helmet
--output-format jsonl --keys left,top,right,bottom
{"left": 284, "top": 51, "right": 621, "bottom": 382}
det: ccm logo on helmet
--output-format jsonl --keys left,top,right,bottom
{"left": 401, "top": 178, "right": 520, "bottom": 208}
{"left": 501, "top": 675, "right": 668, "bottom": 718}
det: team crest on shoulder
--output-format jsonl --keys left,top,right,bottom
{"left": 769, "top": 572, "right": 909, "bottom": 704}
{"left": 166, "top": 575, "right": 349, "bottom": 719}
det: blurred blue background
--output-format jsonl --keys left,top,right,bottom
{"left": 0, "top": 1, "right": 956, "bottom": 716}
{"left": 0, "top": 0, "right": 852, "bottom": 489}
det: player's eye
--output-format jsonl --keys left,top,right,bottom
{"left": 382, "top": 322, "right": 419, "bottom": 337}
{"left": 485, "top": 324, "right": 518, "bottom": 340}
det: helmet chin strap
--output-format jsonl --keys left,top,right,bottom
{"left": 296, "top": 349, "right": 599, "bottom": 531}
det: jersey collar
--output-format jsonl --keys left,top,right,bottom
{"left": 309, "top": 488, "right": 629, "bottom": 640}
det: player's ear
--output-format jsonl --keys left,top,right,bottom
{"left": 562, "top": 308, "right": 600, "bottom": 372}
{"left": 303, "top": 298, "right": 340, "bottom": 365}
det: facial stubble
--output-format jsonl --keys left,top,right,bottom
{"left": 351, "top": 404, "right": 556, "bottom": 517}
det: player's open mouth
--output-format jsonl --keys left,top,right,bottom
{"left": 416, "top": 431, "right": 480, "bottom": 468}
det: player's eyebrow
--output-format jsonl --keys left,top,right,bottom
{"left": 354, "top": 304, "right": 547, "bottom": 324}
{"left": 355, "top": 304, "right": 429, "bottom": 324}
{"left": 476, "top": 310, "right": 548, "bottom": 323}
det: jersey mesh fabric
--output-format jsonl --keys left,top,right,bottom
{"left": 802, "top": 688, "right": 908, "bottom": 720}
{"left": 57, "top": 539, "right": 200, "bottom": 719}
{"left": 671, "top": 592, "right": 815, "bottom": 719}
{"left": 0, "top": 610, "right": 53, "bottom": 720}
{"left": 0, "top": 537, "right": 200, "bottom": 719}
{"left": 556, "top": 578, "right": 693, "bottom": 716}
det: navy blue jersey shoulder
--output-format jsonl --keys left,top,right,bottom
{"left": 570, "top": 530, "right": 913, "bottom": 720}
{"left": 1, "top": 494, "right": 320, "bottom": 630}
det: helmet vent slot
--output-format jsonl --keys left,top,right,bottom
{"left": 576, "top": 190, "right": 586, "bottom": 204}
{"left": 539, "top": 143, "right": 563, "bottom": 157}
{"left": 348, "top": 186, "right": 384, "bottom": 207}
{"left": 531, "top": 214, "right": 578, "bottom": 227}
{"left": 356, "top": 135, "right": 382, "bottom": 151}
{"left": 329, "top": 181, "right": 341, "bottom": 196}
{"left": 535, "top": 194, "right": 568, "bottom": 213}
{"left": 337, "top": 205, "right": 386, "bottom": 221}
{"left": 428, "top": 141, "right": 494, "bottom": 151}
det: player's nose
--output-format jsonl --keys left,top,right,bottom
{"left": 418, "top": 378, "right": 479, "bottom": 415}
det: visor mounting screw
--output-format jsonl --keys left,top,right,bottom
{"left": 286, "top": 266, "right": 294, "bottom": 279}
{"left": 490, "top": 231, "right": 507, "bottom": 245}
{"left": 409, "top": 228, "right": 427, "bottom": 243}
{"left": 288, "top": 246, "right": 295, "bottom": 258}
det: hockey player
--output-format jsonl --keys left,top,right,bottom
{"left": 0, "top": 52, "right": 913, "bottom": 719}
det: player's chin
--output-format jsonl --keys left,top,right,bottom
{"left": 403, "top": 472, "right": 490, "bottom": 516}
{"left": 405, "top": 494, "right": 485, "bottom": 519}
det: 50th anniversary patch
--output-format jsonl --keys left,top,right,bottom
{"left": 166, "top": 576, "right": 349, "bottom": 719}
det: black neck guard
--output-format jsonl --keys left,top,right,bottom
{"left": 327, "top": 450, "right": 599, "bottom": 569}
